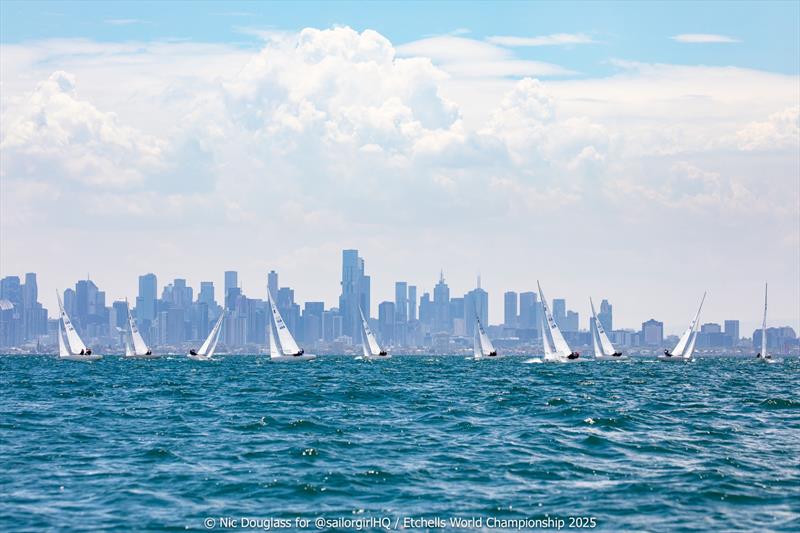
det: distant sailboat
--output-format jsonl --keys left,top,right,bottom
{"left": 590, "top": 297, "right": 626, "bottom": 360}
{"left": 659, "top": 292, "right": 705, "bottom": 362}
{"left": 125, "top": 302, "right": 158, "bottom": 358}
{"left": 188, "top": 311, "right": 225, "bottom": 360}
{"left": 267, "top": 290, "right": 315, "bottom": 361}
{"left": 756, "top": 283, "right": 774, "bottom": 362}
{"left": 538, "top": 281, "right": 580, "bottom": 362}
{"left": 473, "top": 313, "right": 499, "bottom": 359}
{"left": 57, "top": 291, "right": 102, "bottom": 361}
{"left": 359, "top": 307, "right": 389, "bottom": 359}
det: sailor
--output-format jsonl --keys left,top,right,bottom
{"left": 189, "top": 349, "right": 198, "bottom": 356}
{"left": 567, "top": 352, "right": 579, "bottom": 360}
{"left": 489, "top": 351, "right": 498, "bottom": 357}
{"left": 379, "top": 350, "right": 388, "bottom": 356}
{"left": 664, "top": 349, "right": 673, "bottom": 357}
{"left": 294, "top": 349, "right": 305, "bottom": 356}
{"left": 80, "top": 349, "right": 85, "bottom": 355}
{"left": 145, "top": 350, "right": 152, "bottom": 356}
{"left": 86, "top": 349, "right": 92, "bottom": 355}
{"left": 756, "top": 352, "right": 762, "bottom": 358}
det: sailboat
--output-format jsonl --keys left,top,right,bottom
{"left": 659, "top": 292, "right": 705, "bottom": 362}
{"left": 473, "top": 313, "right": 499, "bottom": 359}
{"left": 590, "top": 297, "right": 626, "bottom": 360}
{"left": 267, "top": 290, "right": 315, "bottom": 361}
{"left": 188, "top": 311, "right": 225, "bottom": 360}
{"left": 57, "top": 291, "right": 102, "bottom": 361}
{"left": 756, "top": 283, "right": 775, "bottom": 363}
{"left": 124, "top": 302, "right": 158, "bottom": 358}
{"left": 538, "top": 281, "right": 580, "bottom": 362}
{"left": 359, "top": 307, "right": 389, "bottom": 359}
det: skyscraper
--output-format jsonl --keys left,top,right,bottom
{"left": 378, "top": 301, "right": 396, "bottom": 343}
{"left": 433, "top": 271, "right": 450, "bottom": 333}
{"left": 137, "top": 273, "right": 157, "bottom": 322}
{"left": 599, "top": 299, "right": 613, "bottom": 332}
{"left": 408, "top": 285, "right": 417, "bottom": 321}
{"left": 518, "top": 291, "right": 538, "bottom": 329}
{"left": 338, "top": 249, "right": 370, "bottom": 342}
{"left": 394, "top": 282, "right": 408, "bottom": 323}
{"left": 268, "top": 270, "right": 278, "bottom": 299}
{"left": 198, "top": 282, "right": 215, "bottom": 306}
{"left": 464, "top": 277, "right": 488, "bottom": 336}
{"left": 552, "top": 299, "right": 566, "bottom": 329}
{"left": 504, "top": 291, "right": 518, "bottom": 328}
{"left": 641, "top": 319, "right": 664, "bottom": 345}
{"left": 224, "top": 271, "right": 238, "bottom": 304}
{"left": 724, "top": 320, "right": 740, "bottom": 341}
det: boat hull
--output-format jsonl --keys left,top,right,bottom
{"left": 363, "top": 354, "right": 392, "bottom": 360}
{"left": 125, "top": 353, "right": 162, "bottom": 359}
{"left": 59, "top": 354, "right": 103, "bottom": 362}
{"left": 595, "top": 354, "right": 628, "bottom": 361}
{"left": 271, "top": 354, "right": 316, "bottom": 362}
{"left": 658, "top": 355, "right": 692, "bottom": 362}
{"left": 474, "top": 354, "right": 503, "bottom": 360}
{"left": 187, "top": 354, "right": 214, "bottom": 361}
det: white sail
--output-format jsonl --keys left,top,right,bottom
{"left": 473, "top": 327, "right": 482, "bottom": 358}
{"left": 591, "top": 319, "right": 602, "bottom": 357}
{"left": 684, "top": 328, "right": 699, "bottom": 360}
{"left": 127, "top": 306, "right": 149, "bottom": 355}
{"left": 671, "top": 292, "right": 706, "bottom": 357}
{"left": 359, "top": 308, "right": 383, "bottom": 357}
{"left": 540, "top": 311, "right": 554, "bottom": 359}
{"left": 476, "top": 315, "right": 495, "bottom": 356}
{"left": 268, "top": 315, "right": 282, "bottom": 359}
{"left": 124, "top": 332, "right": 134, "bottom": 357}
{"left": 268, "top": 291, "right": 301, "bottom": 355}
{"left": 538, "top": 282, "right": 572, "bottom": 358}
{"left": 590, "top": 298, "right": 617, "bottom": 356}
{"left": 761, "top": 283, "right": 768, "bottom": 358}
{"left": 198, "top": 312, "right": 224, "bottom": 356}
{"left": 58, "top": 322, "right": 70, "bottom": 357}
{"left": 206, "top": 320, "right": 223, "bottom": 357}
{"left": 57, "top": 291, "right": 86, "bottom": 354}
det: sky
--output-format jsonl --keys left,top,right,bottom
{"left": 1, "top": 0, "right": 798, "bottom": 335}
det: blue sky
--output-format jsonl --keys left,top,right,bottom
{"left": 2, "top": 1, "right": 799, "bottom": 76}
{"left": 1, "top": 1, "right": 798, "bottom": 332}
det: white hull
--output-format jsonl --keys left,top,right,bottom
{"left": 658, "top": 355, "right": 692, "bottom": 362}
{"left": 59, "top": 354, "right": 103, "bottom": 362}
{"left": 757, "top": 356, "right": 777, "bottom": 364}
{"left": 363, "top": 354, "right": 392, "bottom": 360}
{"left": 595, "top": 354, "right": 628, "bottom": 361}
{"left": 125, "top": 353, "right": 162, "bottom": 359}
{"left": 187, "top": 353, "right": 214, "bottom": 361}
{"left": 271, "top": 354, "right": 316, "bottom": 362}
{"left": 473, "top": 354, "right": 503, "bottom": 360}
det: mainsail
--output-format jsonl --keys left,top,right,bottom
{"left": 58, "top": 322, "right": 70, "bottom": 357}
{"left": 671, "top": 292, "right": 706, "bottom": 357}
{"left": 476, "top": 314, "right": 495, "bottom": 356}
{"left": 268, "top": 314, "right": 282, "bottom": 359}
{"left": 57, "top": 291, "right": 87, "bottom": 355}
{"left": 198, "top": 312, "right": 225, "bottom": 356}
{"left": 540, "top": 312, "right": 554, "bottom": 359}
{"left": 761, "top": 283, "right": 768, "bottom": 358}
{"left": 359, "top": 308, "right": 383, "bottom": 357}
{"left": 268, "top": 291, "right": 301, "bottom": 356}
{"left": 590, "top": 298, "right": 617, "bottom": 356}
{"left": 538, "top": 281, "right": 573, "bottom": 358}
{"left": 127, "top": 305, "right": 149, "bottom": 356}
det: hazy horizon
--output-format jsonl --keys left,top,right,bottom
{"left": 1, "top": 1, "right": 798, "bottom": 336}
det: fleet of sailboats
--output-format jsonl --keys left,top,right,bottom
{"left": 590, "top": 297, "right": 626, "bottom": 360}
{"left": 187, "top": 311, "right": 225, "bottom": 360}
{"left": 659, "top": 292, "right": 706, "bottom": 362}
{"left": 267, "top": 290, "right": 315, "bottom": 361}
{"left": 49, "top": 283, "right": 787, "bottom": 363}
{"left": 473, "top": 312, "right": 499, "bottom": 359}
{"left": 359, "top": 307, "right": 389, "bottom": 359}
{"left": 57, "top": 291, "right": 102, "bottom": 361}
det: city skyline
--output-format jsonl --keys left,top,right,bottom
{"left": 1, "top": 1, "right": 798, "bottom": 336}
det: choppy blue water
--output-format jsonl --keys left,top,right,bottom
{"left": 1, "top": 355, "right": 798, "bottom": 532}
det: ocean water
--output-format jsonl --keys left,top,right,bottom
{"left": 1, "top": 355, "right": 798, "bottom": 532}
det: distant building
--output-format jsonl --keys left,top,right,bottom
{"left": 564, "top": 310, "right": 579, "bottom": 332}
{"left": 378, "top": 301, "right": 395, "bottom": 343}
{"left": 464, "top": 278, "right": 488, "bottom": 336}
{"left": 724, "top": 320, "right": 739, "bottom": 342}
{"left": 338, "top": 249, "right": 370, "bottom": 343}
{"left": 504, "top": 291, "right": 518, "bottom": 328}
{"left": 408, "top": 285, "right": 417, "bottom": 322}
{"left": 552, "top": 299, "right": 566, "bottom": 328}
{"left": 598, "top": 299, "right": 613, "bottom": 332}
{"left": 518, "top": 291, "right": 538, "bottom": 329}
{"left": 641, "top": 319, "right": 664, "bottom": 345}
{"left": 394, "top": 282, "right": 408, "bottom": 323}
{"left": 137, "top": 273, "right": 157, "bottom": 322}
{"left": 433, "top": 271, "right": 450, "bottom": 333}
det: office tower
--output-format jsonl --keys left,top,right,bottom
{"left": 395, "top": 282, "right": 408, "bottom": 323}
{"left": 518, "top": 291, "right": 538, "bottom": 329}
{"left": 464, "top": 278, "right": 488, "bottom": 336}
{"left": 111, "top": 300, "right": 129, "bottom": 329}
{"left": 724, "top": 320, "right": 740, "bottom": 341}
{"left": 137, "top": 273, "right": 157, "bottom": 321}
{"left": 22, "top": 273, "right": 37, "bottom": 309}
{"left": 302, "top": 302, "right": 324, "bottom": 343}
{"left": 450, "top": 297, "right": 465, "bottom": 334}
{"left": 408, "top": 285, "right": 417, "bottom": 321}
{"left": 641, "top": 319, "right": 664, "bottom": 345}
{"left": 701, "top": 323, "right": 721, "bottom": 333}
{"left": 378, "top": 301, "right": 396, "bottom": 343}
{"left": 433, "top": 271, "right": 450, "bottom": 332}
{"left": 224, "top": 271, "right": 238, "bottom": 295}
{"left": 338, "top": 249, "right": 370, "bottom": 342}
{"left": 267, "top": 270, "right": 278, "bottom": 299}
{"left": 564, "top": 310, "right": 579, "bottom": 332}
{"left": 1, "top": 274, "right": 47, "bottom": 345}
{"left": 504, "top": 291, "right": 518, "bottom": 328}
{"left": 198, "top": 282, "right": 215, "bottom": 306}
{"left": 419, "top": 292, "right": 433, "bottom": 326}
{"left": 599, "top": 299, "right": 613, "bottom": 332}
{"left": 552, "top": 299, "right": 566, "bottom": 328}
{"left": 63, "top": 288, "right": 76, "bottom": 318}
